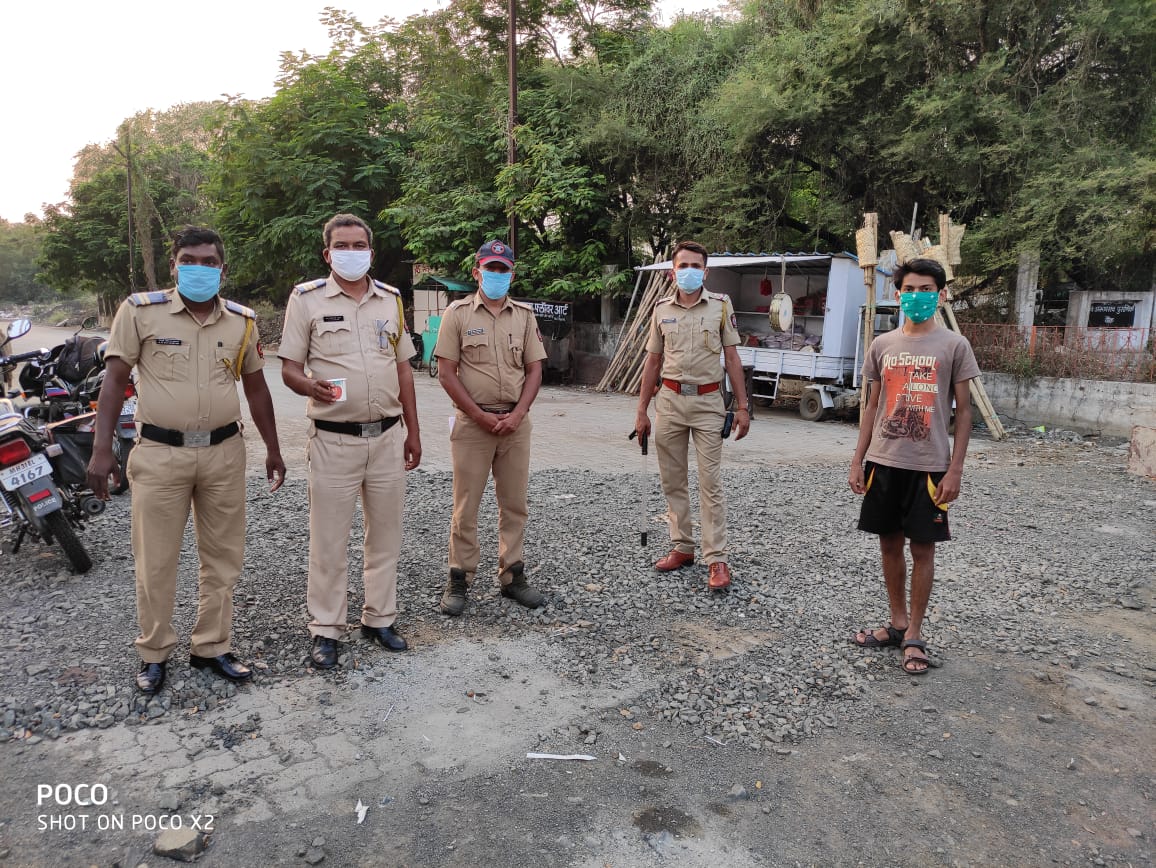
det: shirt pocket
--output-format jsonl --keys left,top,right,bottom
{"left": 507, "top": 338, "right": 525, "bottom": 368}
{"left": 702, "top": 328, "right": 722, "bottom": 354}
{"left": 373, "top": 319, "right": 399, "bottom": 357}
{"left": 214, "top": 345, "right": 241, "bottom": 384}
{"left": 462, "top": 332, "right": 491, "bottom": 365}
{"left": 314, "top": 319, "right": 353, "bottom": 356}
{"left": 659, "top": 319, "right": 686, "bottom": 353}
{"left": 148, "top": 343, "right": 190, "bottom": 381}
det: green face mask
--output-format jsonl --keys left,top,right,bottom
{"left": 900, "top": 291, "right": 939, "bottom": 323}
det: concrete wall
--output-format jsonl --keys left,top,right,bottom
{"left": 983, "top": 373, "right": 1156, "bottom": 437}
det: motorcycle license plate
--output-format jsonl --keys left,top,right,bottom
{"left": 121, "top": 397, "right": 137, "bottom": 416}
{"left": 1, "top": 453, "right": 52, "bottom": 491}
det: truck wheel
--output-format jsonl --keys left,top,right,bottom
{"left": 799, "top": 390, "right": 827, "bottom": 422}
{"left": 44, "top": 510, "right": 92, "bottom": 573}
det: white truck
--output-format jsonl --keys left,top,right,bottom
{"left": 638, "top": 252, "right": 894, "bottom": 420}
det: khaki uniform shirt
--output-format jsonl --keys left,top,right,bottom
{"left": 278, "top": 276, "right": 416, "bottom": 422}
{"left": 106, "top": 289, "right": 262, "bottom": 431}
{"left": 434, "top": 293, "right": 548, "bottom": 407}
{"left": 645, "top": 290, "right": 741, "bottom": 383}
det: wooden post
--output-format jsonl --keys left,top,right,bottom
{"left": 855, "top": 213, "right": 878, "bottom": 422}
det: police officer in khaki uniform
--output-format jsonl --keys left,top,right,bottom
{"left": 88, "top": 226, "right": 285, "bottom": 695}
{"left": 279, "top": 214, "right": 421, "bottom": 670}
{"left": 434, "top": 240, "right": 548, "bottom": 614}
{"left": 634, "top": 240, "right": 750, "bottom": 592}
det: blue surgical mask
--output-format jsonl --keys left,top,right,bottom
{"left": 480, "top": 270, "right": 512, "bottom": 299}
{"left": 900, "top": 291, "right": 940, "bottom": 324}
{"left": 176, "top": 265, "right": 222, "bottom": 303}
{"left": 675, "top": 267, "right": 705, "bottom": 292}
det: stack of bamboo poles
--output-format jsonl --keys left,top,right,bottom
{"left": 596, "top": 266, "right": 676, "bottom": 394}
{"left": 864, "top": 213, "right": 1006, "bottom": 440}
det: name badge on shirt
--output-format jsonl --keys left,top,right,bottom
{"left": 465, "top": 328, "right": 485, "bottom": 336}
{"left": 660, "top": 318, "right": 677, "bottom": 324}
{"left": 155, "top": 338, "right": 182, "bottom": 346}
{"left": 323, "top": 315, "right": 345, "bottom": 322}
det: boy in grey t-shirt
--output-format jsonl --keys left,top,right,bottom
{"left": 848, "top": 258, "right": 981, "bottom": 675}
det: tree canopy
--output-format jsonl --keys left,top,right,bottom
{"left": 26, "top": 0, "right": 1155, "bottom": 310}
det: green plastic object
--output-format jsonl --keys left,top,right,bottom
{"left": 422, "top": 315, "right": 442, "bottom": 365}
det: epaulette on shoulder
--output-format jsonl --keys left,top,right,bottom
{"left": 447, "top": 297, "right": 472, "bottom": 310}
{"left": 127, "top": 290, "right": 171, "bottom": 307}
{"left": 510, "top": 299, "right": 534, "bottom": 311}
{"left": 372, "top": 279, "right": 401, "bottom": 296}
{"left": 224, "top": 299, "right": 256, "bottom": 319}
{"left": 655, "top": 295, "right": 676, "bottom": 306}
{"left": 294, "top": 278, "right": 328, "bottom": 294}
{"left": 709, "top": 291, "right": 730, "bottom": 303}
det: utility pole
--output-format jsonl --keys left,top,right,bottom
{"left": 507, "top": 0, "right": 518, "bottom": 257}
{"left": 111, "top": 128, "right": 135, "bottom": 291}
{"left": 125, "top": 132, "right": 134, "bottom": 291}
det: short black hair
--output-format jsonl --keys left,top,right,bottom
{"left": 672, "top": 240, "right": 709, "bottom": 265}
{"left": 171, "top": 226, "right": 225, "bottom": 263}
{"left": 323, "top": 213, "right": 373, "bottom": 248}
{"left": 894, "top": 257, "right": 947, "bottom": 291}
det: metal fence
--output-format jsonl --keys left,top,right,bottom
{"left": 956, "top": 323, "right": 1156, "bottom": 383}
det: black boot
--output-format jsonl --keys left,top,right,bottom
{"left": 440, "top": 568, "right": 469, "bottom": 616}
{"left": 500, "top": 562, "right": 545, "bottom": 609}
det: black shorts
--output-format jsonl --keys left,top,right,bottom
{"left": 857, "top": 461, "right": 952, "bottom": 543}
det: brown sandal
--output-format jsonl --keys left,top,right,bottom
{"left": 900, "top": 639, "right": 932, "bottom": 675}
{"left": 852, "top": 623, "right": 905, "bottom": 649}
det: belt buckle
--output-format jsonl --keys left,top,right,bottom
{"left": 361, "top": 421, "right": 383, "bottom": 437}
{"left": 679, "top": 383, "right": 697, "bottom": 396}
{"left": 184, "top": 430, "right": 211, "bottom": 448}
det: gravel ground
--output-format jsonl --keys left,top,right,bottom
{"left": 0, "top": 424, "right": 1152, "bottom": 867}
{"left": 1, "top": 429, "right": 1150, "bottom": 752}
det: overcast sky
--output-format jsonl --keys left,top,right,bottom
{"left": 0, "top": 0, "right": 720, "bottom": 223}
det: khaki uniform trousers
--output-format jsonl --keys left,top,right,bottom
{"left": 307, "top": 425, "right": 405, "bottom": 639}
{"left": 654, "top": 387, "right": 728, "bottom": 564}
{"left": 128, "top": 435, "right": 247, "bottom": 663}
{"left": 449, "top": 412, "right": 532, "bottom": 585}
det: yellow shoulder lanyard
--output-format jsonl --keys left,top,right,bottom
{"left": 392, "top": 293, "right": 404, "bottom": 347}
{"left": 224, "top": 317, "right": 255, "bottom": 381}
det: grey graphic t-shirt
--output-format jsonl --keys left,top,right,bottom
{"left": 861, "top": 326, "right": 981, "bottom": 472}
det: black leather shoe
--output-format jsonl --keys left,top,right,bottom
{"left": 190, "top": 653, "right": 253, "bottom": 682}
{"left": 136, "top": 661, "right": 166, "bottom": 695}
{"left": 362, "top": 624, "right": 408, "bottom": 652}
{"left": 310, "top": 636, "right": 339, "bottom": 669}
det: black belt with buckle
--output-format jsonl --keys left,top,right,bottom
{"left": 479, "top": 405, "right": 515, "bottom": 415}
{"left": 140, "top": 421, "right": 240, "bottom": 448}
{"left": 314, "top": 417, "right": 400, "bottom": 437}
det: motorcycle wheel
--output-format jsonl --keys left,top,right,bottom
{"left": 44, "top": 510, "right": 92, "bottom": 573}
{"left": 112, "top": 439, "right": 133, "bottom": 495}
{"left": 428, "top": 357, "right": 439, "bottom": 378}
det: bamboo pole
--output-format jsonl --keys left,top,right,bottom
{"left": 856, "top": 213, "right": 878, "bottom": 422}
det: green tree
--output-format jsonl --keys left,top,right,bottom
{"left": 700, "top": 0, "right": 1155, "bottom": 298}
{"left": 37, "top": 103, "right": 216, "bottom": 317}
{"left": 0, "top": 217, "right": 52, "bottom": 305}
{"left": 209, "top": 13, "right": 411, "bottom": 298}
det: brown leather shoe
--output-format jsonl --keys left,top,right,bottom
{"left": 707, "top": 562, "right": 732, "bottom": 591}
{"left": 655, "top": 549, "right": 694, "bottom": 572}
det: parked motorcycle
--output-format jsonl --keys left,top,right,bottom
{"left": 12, "top": 317, "right": 136, "bottom": 493}
{"left": 0, "top": 320, "right": 97, "bottom": 573}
